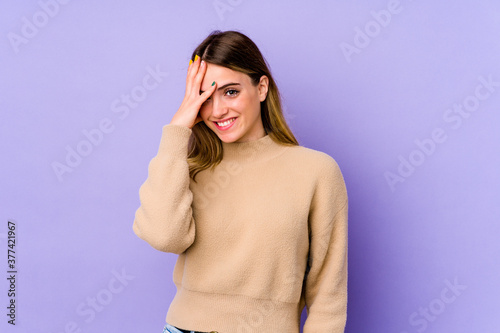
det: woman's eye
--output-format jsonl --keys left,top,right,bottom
{"left": 225, "top": 89, "right": 238, "bottom": 96}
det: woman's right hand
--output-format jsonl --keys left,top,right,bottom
{"left": 169, "top": 55, "right": 217, "bottom": 129}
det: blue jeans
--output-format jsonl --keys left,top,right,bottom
{"left": 162, "top": 322, "right": 217, "bottom": 333}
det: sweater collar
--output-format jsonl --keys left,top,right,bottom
{"left": 221, "top": 134, "right": 288, "bottom": 163}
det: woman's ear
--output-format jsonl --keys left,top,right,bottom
{"left": 258, "top": 75, "right": 269, "bottom": 102}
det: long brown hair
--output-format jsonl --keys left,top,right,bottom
{"left": 187, "top": 30, "right": 298, "bottom": 182}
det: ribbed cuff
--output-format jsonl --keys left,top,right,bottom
{"left": 157, "top": 124, "right": 193, "bottom": 158}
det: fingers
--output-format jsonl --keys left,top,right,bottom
{"left": 199, "top": 81, "right": 217, "bottom": 104}
{"left": 180, "top": 55, "right": 217, "bottom": 127}
{"left": 193, "top": 60, "right": 208, "bottom": 94}
{"left": 186, "top": 55, "right": 201, "bottom": 94}
{"left": 186, "top": 56, "right": 212, "bottom": 105}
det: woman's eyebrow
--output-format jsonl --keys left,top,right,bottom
{"left": 200, "top": 82, "right": 241, "bottom": 94}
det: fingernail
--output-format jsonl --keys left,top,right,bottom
{"left": 194, "top": 55, "right": 200, "bottom": 62}
{"left": 189, "top": 59, "right": 193, "bottom": 66}
{"left": 201, "top": 60, "right": 205, "bottom": 66}
{"left": 212, "top": 81, "right": 215, "bottom": 86}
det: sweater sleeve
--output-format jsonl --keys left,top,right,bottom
{"left": 303, "top": 156, "right": 348, "bottom": 333}
{"left": 132, "top": 124, "right": 196, "bottom": 254}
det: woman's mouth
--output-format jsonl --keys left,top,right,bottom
{"left": 214, "top": 117, "right": 237, "bottom": 131}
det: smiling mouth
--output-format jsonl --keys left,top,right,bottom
{"left": 215, "top": 117, "right": 236, "bottom": 127}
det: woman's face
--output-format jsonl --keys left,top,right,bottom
{"left": 199, "top": 63, "right": 269, "bottom": 143}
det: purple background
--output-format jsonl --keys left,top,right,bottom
{"left": 1, "top": 1, "right": 499, "bottom": 332}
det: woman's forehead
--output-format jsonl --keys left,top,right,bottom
{"left": 202, "top": 63, "right": 251, "bottom": 87}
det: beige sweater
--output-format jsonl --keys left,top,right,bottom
{"left": 133, "top": 124, "right": 348, "bottom": 333}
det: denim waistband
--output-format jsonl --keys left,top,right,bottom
{"left": 163, "top": 323, "right": 218, "bottom": 333}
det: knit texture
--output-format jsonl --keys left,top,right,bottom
{"left": 133, "top": 124, "right": 348, "bottom": 333}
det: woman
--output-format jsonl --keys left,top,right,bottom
{"left": 133, "top": 30, "right": 348, "bottom": 333}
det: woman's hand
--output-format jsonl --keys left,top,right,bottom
{"left": 169, "top": 55, "right": 217, "bottom": 129}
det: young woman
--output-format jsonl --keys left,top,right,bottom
{"left": 133, "top": 30, "right": 348, "bottom": 333}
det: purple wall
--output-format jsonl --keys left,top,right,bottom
{"left": 1, "top": 1, "right": 499, "bottom": 332}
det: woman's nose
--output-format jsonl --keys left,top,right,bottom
{"left": 211, "top": 95, "right": 228, "bottom": 118}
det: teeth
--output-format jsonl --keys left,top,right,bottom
{"left": 217, "top": 118, "right": 235, "bottom": 127}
